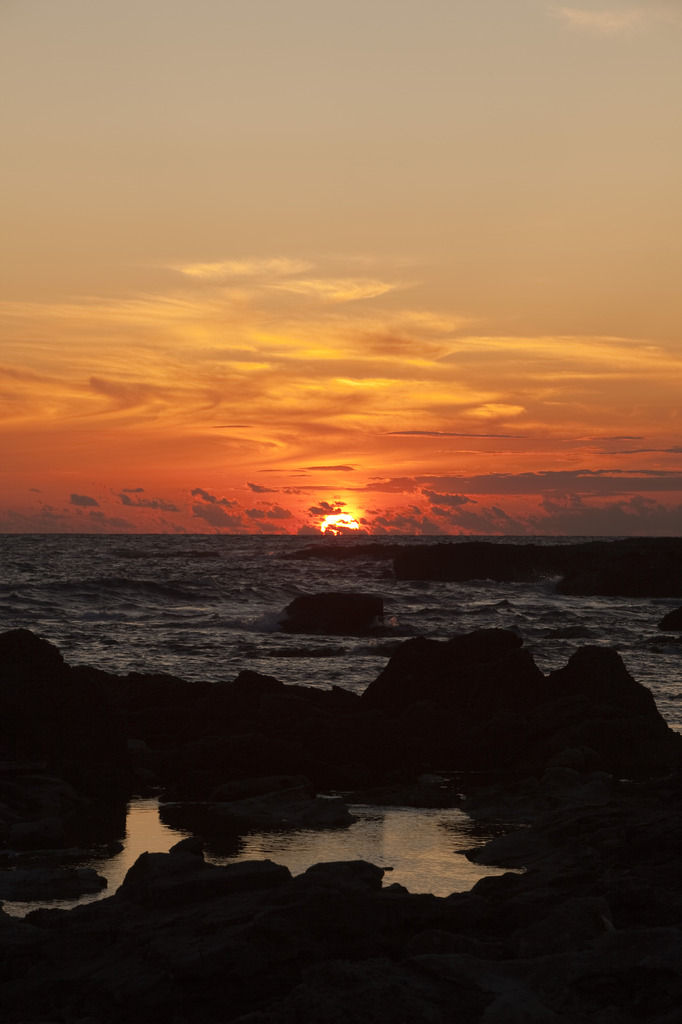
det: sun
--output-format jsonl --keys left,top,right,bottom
{"left": 320, "top": 512, "right": 361, "bottom": 535}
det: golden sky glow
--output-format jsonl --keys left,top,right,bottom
{"left": 1, "top": 0, "right": 681, "bottom": 535}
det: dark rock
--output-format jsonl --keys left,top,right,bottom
{"left": 361, "top": 629, "right": 541, "bottom": 713}
{"left": 659, "top": 606, "right": 682, "bottom": 630}
{"left": 0, "top": 865, "right": 106, "bottom": 901}
{"left": 393, "top": 538, "right": 682, "bottom": 598}
{"left": 206, "top": 785, "right": 356, "bottom": 830}
{"left": 293, "top": 860, "right": 385, "bottom": 892}
{"left": 0, "top": 629, "right": 128, "bottom": 774}
{"left": 7, "top": 816, "right": 66, "bottom": 850}
{"left": 278, "top": 592, "right": 384, "bottom": 634}
{"left": 209, "top": 775, "right": 313, "bottom": 802}
{"left": 117, "top": 850, "right": 292, "bottom": 908}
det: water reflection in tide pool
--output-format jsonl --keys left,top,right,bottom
{"left": 5, "top": 798, "right": 513, "bottom": 917}
{"left": 215, "top": 805, "right": 513, "bottom": 897}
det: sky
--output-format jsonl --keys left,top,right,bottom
{"left": 1, "top": 0, "right": 681, "bottom": 536}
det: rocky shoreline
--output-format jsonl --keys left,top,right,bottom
{"left": 2, "top": 622, "right": 682, "bottom": 1022}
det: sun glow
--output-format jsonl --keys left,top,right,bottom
{"left": 320, "top": 513, "right": 361, "bottom": 534}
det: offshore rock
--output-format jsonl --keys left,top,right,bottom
{"left": 659, "top": 606, "right": 682, "bottom": 630}
{"left": 393, "top": 537, "right": 682, "bottom": 597}
{"left": 278, "top": 592, "right": 384, "bottom": 634}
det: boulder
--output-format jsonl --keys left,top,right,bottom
{"left": 361, "top": 629, "right": 544, "bottom": 713}
{"left": 659, "top": 606, "right": 682, "bottom": 630}
{"left": 278, "top": 592, "right": 384, "bottom": 634}
{"left": 117, "top": 848, "right": 292, "bottom": 909}
{"left": 0, "top": 629, "right": 127, "bottom": 776}
{"left": 204, "top": 785, "right": 356, "bottom": 830}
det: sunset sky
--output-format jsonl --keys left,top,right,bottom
{"left": 2, "top": 0, "right": 681, "bottom": 535}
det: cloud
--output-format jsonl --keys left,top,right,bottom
{"left": 247, "top": 482, "right": 278, "bottom": 493}
{"left": 191, "top": 502, "right": 244, "bottom": 528}
{"left": 529, "top": 494, "right": 682, "bottom": 535}
{"left": 309, "top": 501, "right": 346, "bottom": 517}
{"left": 387, "top": 431, "right": 527, "bottom": 439}
{"left": 190, "top": 487, "right": 237, "bottom": 507}
{"left": 88, "top": 511, "right": 135, "bottom": 529}
{"left": 304, "top": 465, "right": 355, "bottom": 472}
{"left": 176, "top": 257, "right": 313, "bottom": 280}
{"left": 122, "top": 487, "right": 145, "bottom": 493}
{"left": 464, "top": 404, "right": 526, "bottom": 420}
{"left": 119, "top": 493, "right": 179, "bottom": 511}
{"left": 422, "top": 490, "right": 476, "bottom": 507}
{"left": 266, "top": 505, "right": 293, "bottom": 520}
{"left": 269, "top": 278, "right": 397, "bottom": 304}
{"left": 607, "top": 446, "right": 682, "bottom": 455}
{"left": 70, "top": 493, "right": 99, "bottom": 507}
{"left": 553, "top": 6, "right": 647, "bottom": 34}
{"left": 365, "top": 470, "right": 682, "bottom": 497}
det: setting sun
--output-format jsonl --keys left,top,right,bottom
{"left": 320, "top": 513, "right": 361, "bottom": 535}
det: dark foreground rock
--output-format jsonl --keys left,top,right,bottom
{"left": 3, "top": 627, "right": 682, "bottom": 1021}
{"left": 2, "top": 773, "right": 682, "bottom": 1023}
{"left": 393, "top": 537, "right": 682, "bottom": 597}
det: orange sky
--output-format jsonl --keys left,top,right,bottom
{"left": 1, "top": 0, "right": 681, "bottom": 535}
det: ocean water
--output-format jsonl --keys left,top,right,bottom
{"left": 1, "top": 532, "right": 681, "bottom": 728}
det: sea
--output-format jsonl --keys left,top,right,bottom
{"left": 2, "top": 532, "right": 681, "bottom": 728}
{"left": 2, "top": 532, "right": 681, "bottom": 912}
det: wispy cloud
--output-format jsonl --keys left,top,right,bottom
{"left": 552, "top": 6, "right": 648, "bottom": 34}
{"left": 269, "top": 278, "right": 398, "bottom": 304}
{"left": 176, "top": 257, "right": 313, "bottom": 279}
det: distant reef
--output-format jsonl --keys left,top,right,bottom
{"left": 390, "top": 537, "right": 682, "bottom": 597}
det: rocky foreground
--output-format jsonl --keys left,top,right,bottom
{"left": 2, "top": 624, "right": 682, "bottom": 1022}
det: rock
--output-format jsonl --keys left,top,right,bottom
{"left": 392, "top": 538, "right": 682, "bottom": 598}
{"left": 207, "top": 785, "right": 356, "bottom": 830}
{"left": 361, "top": 629, "right": 541, "bottom": 713}
{"left": 209, "top": 774, "right": 313, "bottom": 802}
{"left": 361, "top": 633, "right": 682, "bottom": 776}
{"left": 293, "top": 860, "right": 385, "bottom": 892}
{"left": 0, "top": 629, "right": 128, "bottom": 774}
{"left": 659, "top": 606, "right": 682, "bottom": 630}
{"left": 117, "top": 850, "right": 292, "bottom": 908}
{"left": 0, "top": 866, "right": 107, "bottom": 901}
{"left": 7, "top": 816, "right": 65, "bottom": 850}
{"left": 277, "top": 592, "right": 384, "bottom": 634}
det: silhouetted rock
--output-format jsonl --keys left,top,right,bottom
{"left": 0, "top": 629, "right": 127, "bottom": 774}
{"left": 202, "top": 785, "right": 356, "bottom": 831}
{"left": 659, "top": 606, "right": 682, "bottom": 630}
{"left": 361, "top": 629, "right": 540, "bottom": 712}
{"left": 4, "top": 775, "right": 682, "bottom": 1024}
{"left": 278, "top": 592, "right": 384, "bottom": 634}
{"left": 0, "top": 865, "right": 106, "bottom": 901}
{"left": 361, "top": 632, "right": 682, "bottom": 776}
{"left": 393, "top": 538, "right": 682, "bottom": 597}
